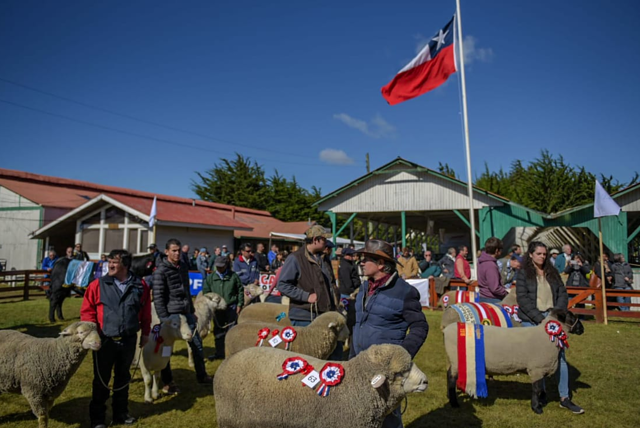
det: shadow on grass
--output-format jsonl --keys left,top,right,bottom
{"left": 8, "top": 322, "right": 64, "bottom": 338}
{"left": 47, "top": 369, "right": 213, "bottom": 426}
{"left": 0, "top": 409, "right": 38, "bottom": 426}
{"left": 407, "top": 401, "right": 483, "bottom": 428}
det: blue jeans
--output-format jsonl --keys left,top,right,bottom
{"left": 614, "top": 288, "right": 631, "bottom": 311}
{"left": 521, "top": 318, "right": 570, "bottom": 398}
{"left": 478, "top": 297, "right": 501, "bottom": 304}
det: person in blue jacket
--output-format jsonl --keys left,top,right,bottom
{"left": 233, "top": 243, "right": 260, "bottom": 286}
{"left": 350, "top": 239, "right": 429, "bottom": 428}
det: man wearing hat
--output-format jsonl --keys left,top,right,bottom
{"left": 203, "top": 255, "right": 244, "bottom": 359}
{"left": 549, "top": 248, "right": 560, "bottom": 270}
{"left": 148, "top": 243, "right": 164, "bottom": 266}
{"left": 277, "top": 225, "right": 337, "bottom": 325}
{"left": 350, "top": 239, "right": 429, "bottom": 428}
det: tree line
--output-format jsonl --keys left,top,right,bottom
{"left": 192, "top": 151, "right": 638, "bottom": 224}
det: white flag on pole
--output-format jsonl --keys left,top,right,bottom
{"left": 149, "top": 196, "right": 157, "bottom": 228}
{"left": 594, "top": 180, "right": 621, "bottom": 218}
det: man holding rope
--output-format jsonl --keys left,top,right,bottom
{"left": 81, "top": 249, "right": 151, "bottom": 428}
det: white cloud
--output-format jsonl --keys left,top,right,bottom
{"left": 462, "top": 35, "right": 494, "bottom": 64}
{"left": 319, "top": 149, "right": 355, "bottom": 165}
{"left": 333, "top": 113, "right": 396, "bottom": 139}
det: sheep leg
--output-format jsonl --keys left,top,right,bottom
{"left": 140, "top": 361, "right": 154, "bottom": 403}
{"left": 151, "top": 372, "right": 160, "bottom": 401}
{"left": 187, "top": 346, "right": 194, "bottom": 367}
{"left": 26, "top": 394, "right": 49, "bottom": 428}
{"left": 531, "top": 379, "right": 544, "bottom": 414}
{"left": 447, "top": 367, "right": 460, "bottom": 408}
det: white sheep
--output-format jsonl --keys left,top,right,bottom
{"left": 243, "top": 283, "right": 264, "bottom": 306}
{"left": 186, "top": 292, "right": 227, "bottom": 367}
{"left": 0, "top": 321, "right": 101, "bottom": 428}
{"left": 214, "top": 344, "right": 428, "bottom": 428}
{"left": 139, "top": 314, "right": 193, "bottom": 403}
{"left": 440, "top": 301, "right": 522, "bottom": 330}
{"left": 236, "top": 302, "right": 291, "bottom": 326}
{"left": 225, "top": 311, "right": 349, "bottom": 359}
{"left": 444, "top": 309, "right": 584, "bottom": 413}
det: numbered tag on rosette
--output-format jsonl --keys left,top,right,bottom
{"left": 316, "top": 363, "right": 345, "bottom": 397}
{"left": 268, "top": 329, "right": 283, "bottom": 347}
{"left": 280, "top": 326, "right": 297, "bottom": 350}
{"left": 276, "top": 356, "right": 309, "bottom": 380}
{"left": 255, "top": 327, "right": 270, "bottom": 347}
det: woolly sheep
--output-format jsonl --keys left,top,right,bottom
{"left": 438, "top": 289, "right": 481, "bottom": 308}
{"left": 186, "top": 292, "right": 227, "bottom": 367}
{"left": 139, "top": 314, "right": 193, "bottom": 403}
{"left": 243, "top": 283, "right": 264, "bottom": 306}
{"left": 237, "top": 302, "right": 291, "bottom": 326}
{"left": 0, "top": 321, "right": 101, "bottom": 428}
{"left": 225, "top": 311, "right": 349, "bottom": 359}
{"left": 214, "top": 344, "right": 428, "bottom": 428}
{"left": 444, "top": 309, "right": 584, "bottom": 414}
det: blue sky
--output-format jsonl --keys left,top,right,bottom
{"left": 1, "top": 0, "right": 639, "bottom": 201}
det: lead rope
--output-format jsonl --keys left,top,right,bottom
{"left": 400, "top": 396, "right": 408, "bottom": 415}
{"left": 310, "top": 301, "right": 318, "bottom": 323}
{"left": 95, "top": 338, "right": 142, "bottom": 392}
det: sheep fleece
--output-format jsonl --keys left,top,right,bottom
{"left": 214, "top": 345, "right": 414, "bottom": 428}
{"left": 225, "top": 311, "right": 346, "bottom": 359}
{"left": 237, "top": 302, "right": 291, "bottom": 326}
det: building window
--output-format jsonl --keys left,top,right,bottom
{"left": 104, "top": 229, "right": 124, "bottom": 253}
{"left": 82, "top": 228, "right": 99, "bottom": 252}
{"left": 105, "top": 207, "right": 125, "bottom": 224}
{"left": 140, "top": 230, "right": 149, "bottom": 250}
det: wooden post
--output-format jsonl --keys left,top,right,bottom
{"left": 23, "top": 272, "right": 30, "bottom": 301}
{"left": 598, "top": 218, "right": 608, "bottom": 325}
{"left": 593, "top": 284, "right": 604, "bottom": 324}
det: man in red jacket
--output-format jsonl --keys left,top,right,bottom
{"left": 81, "top": 249, "right": 151, "bottom": 428}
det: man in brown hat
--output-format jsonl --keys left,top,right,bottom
{"left": 277, "top": 225, "right": 337, "bottom": 325}
{"left": 350, "top": 239, "right": 429, "bottom": 428}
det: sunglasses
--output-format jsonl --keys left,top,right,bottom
{"left": 360, "top": 257, "right": 380, "bottom": 264}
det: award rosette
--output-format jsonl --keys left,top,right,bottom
{"left": 280, "top": 327, "right": 297, "bottom": 350}
{"left": 316, "top": 363, "right": 345, "bottom": 397}
{"left": 442, "top": 295, "right": 450, "bottom": 307}
{"left": 255, "top": 327, "right": 270, "bottom": 347}
{"left": 277, "top": 356, "right": 309, "bottom": 380}
{"left": 545, "top": 320, "right": 569, "bottom": 349}
{"left": 151, "top": 324, "right": 164, "bottom": 353}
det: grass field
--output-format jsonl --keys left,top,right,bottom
{"left": 1, "top": 297, "right": 639, "bottom": 428}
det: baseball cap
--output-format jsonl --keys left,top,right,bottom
{"left": 343, "top": 248, "right": 356, "bottom": 256}
{"left": 214, "top": 256, "right": 229, "bottom": 267}
{"left": 550, "top": 249, "right": 560, "bottom": 255}
{"left": 148, "top": 243, "right": 157, "bottom": 250}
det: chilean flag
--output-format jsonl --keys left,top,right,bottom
{"left": 381, "top": 16, "right": 457, "bottom": 105}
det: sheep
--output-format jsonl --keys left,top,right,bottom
{"left": 440, "top": 301, "right": 522, "bottom": 330}
{"left": 225, "top": 311, "right": 349, "bottom": 359}
{"left": 438, "top": 289, "right": 480, "bottom": 308}
{"left": 214, "top": 344, "right": 428, "bottom": 428}
{"left": 444, "top": 309, "right": 584, "bottom": 414}
{"left": 237, "top": 302, "right": 291, "bottom": 326}
{"left": 138, "top": 314, "right": 193, "bottom": 403}
{"left": 243, "top": 283, "right": 264, "bottom": 306}
{"left": 0, "top": 321, "right": 101, "bottom": 428}
{"left": 186, "top": 292, "right": 227, "bottom": 367}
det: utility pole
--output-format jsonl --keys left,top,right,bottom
{"left": 366, "top": 153, "right": 370, "bottom": 173}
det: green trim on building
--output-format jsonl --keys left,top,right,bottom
{"left": 0, "top": 206, "right": 42, "bottom": 211}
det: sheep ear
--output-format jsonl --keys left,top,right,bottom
{"left": 370, "top": 374, "right": 386, "bottom": 389}
{"left": 328, "top": 322, "right": 337, "bottom": 329}
{"left": 59, "top": 328, "right": 72, "bottom": 336}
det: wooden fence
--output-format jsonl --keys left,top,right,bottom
{"left": 0, "top": 270, "right": 49, "bottom": 301}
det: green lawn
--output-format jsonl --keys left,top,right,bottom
{"left": 1, "top": 298, "right": 639, "bottom": 427}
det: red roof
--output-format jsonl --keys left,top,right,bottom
{"left": 1, "top": 168, "right": 313, "bottom": 237}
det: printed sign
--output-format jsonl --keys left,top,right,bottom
{"left": 162, "top": 346, "right": 172, "bottom": 357}
{"left": 189, "top": 272, "right": 203, "bottom": 296}
{"left": 268, "top": 335, "right": 283, "bottom": 347}
{"left": 301, "top": 370, "right": 321, "bottom": 389}
{"left": 259, "top": 273, "right": 281, "bottom": 296}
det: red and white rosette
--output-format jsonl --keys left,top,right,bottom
{"left": 545, "top": 320, "right": 568, "bottom": 348}
{"left": 280, "top": 326, "right": 297, "bottom": 350}
{"left": 277, "top": 356, "right": 308, "bottom": 380}
{"left": 502, "top": 305, "right": 513, "bottom": 316}
{"left": 151, "top": 324, "right": 164, "bottom": 353}
{"left": 442, "top": 295, "right": 450, "bottom": 307}
{"left": 271, "top": 329, "right": 280, "bottom": 337}
{"left": 255, "top": 327, "right": 270, "bottom": 347}
{"left": 512, "top": 305, "right": 521, "bottom": 322}
{"left": 316, "top": 363, "right": 345, "bottom": 397}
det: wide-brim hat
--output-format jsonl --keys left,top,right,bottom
{"left": 550, "top": 249, "right": 560, "bottom": 255}
{"left": 355, "top": 239, "right": 403, "bottom": 267}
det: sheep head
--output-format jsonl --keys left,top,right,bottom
{"left": 549, "top": 309, "right": 584, "bottom": 335}
{"left": 202, "top": 292, "right": 227, "bottom": 311}
{"left": 60, "top": 321, "right": 101, "bottom": 351}
{"left": 244, "top": 284, "right": 264, "bottom": 299}
{"left": 362, "top": 344, "right": 428, "bottom": 395}
{"left": 161, "top": 314, "right": 193, "bottom": 342}
{"left": 313, "top": 311, "right": 349, "bottom": 341}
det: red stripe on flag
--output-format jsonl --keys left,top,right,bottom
{"left": 482, "top": 303, "right": 501, "bottom": 327}
{"left": 456, "top": 322, "right": 467, "bottom": 392}
{"left": 381, "top": 44, "right": 456, "bottom": 105}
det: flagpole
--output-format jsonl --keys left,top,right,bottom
{"left": 598, "top": 218, "right": 609, "bottom": 325}
{"left": 455, "top": 0, "right": 478, "bottom": 277}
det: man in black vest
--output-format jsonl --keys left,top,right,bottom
{"left": 277, "top": 225, "right": 336, "bottom": 326}
{"left": 81, "top": 249, "right": 151, "bottom": 428}
{"left": 153, "top": 239, "right": 212, "bottom": 393}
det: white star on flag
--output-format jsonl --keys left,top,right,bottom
{"left": 431, "top": 28, "right": 449, "bottom": 51}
